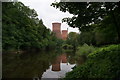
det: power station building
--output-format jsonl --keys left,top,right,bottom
{"left": 52, "top": 22, "right": 68, "bottom": 40}
{"left": 62, "top": 30, "right": 68, "bottom": 40}
{"left": 52, "top": 23, "right": 62, "bottom": 39}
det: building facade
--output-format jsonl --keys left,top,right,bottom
{"left": 52, "top": 23, "right": 62, "bottom": 39}
{"left": 62, "top": 30, "right": 68, "bottom": 40}
{"left": 52, "top": 22, "right": 68, "bottom": 40}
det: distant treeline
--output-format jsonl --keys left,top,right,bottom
{"left": 2, "top": 2, "right": 63, "bottom": 52}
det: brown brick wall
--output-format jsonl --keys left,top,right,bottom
{"left": 52, "top": 23, "right": 61, "bottom": 39}
{"left": 52, "top": 23, "right": 68, "bottom": 40}
{"left": 62, "top": 30, "right": 68, "bottom": 40}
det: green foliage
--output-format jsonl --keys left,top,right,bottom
{"left": 77, "top": 31, "right": 96, "bottom": 45}
{"left": 62, "top": 44, "right": 73, "bottom": 50}
{"left": 64, "top": 44, "right": 120, "bottom": 79}
{"left": 75, "top": 19, "right": 118, "bottom": 46}
{"left": 94, "top": 16, "right": 118, "bottom": 45}
{"left": 75, "top": 44, "right": 96, "bottom": 66}
{"left": 76, "top": 43, "right": 96, "bottom": 56}
{"left": 66, "top": 32, "right": 79, "bottom": 50}
{"left": 55, "top": 38, "right": 64, "bottom": 50}
{"left": 2, "top": 2, "right": 61, "bottom": 52}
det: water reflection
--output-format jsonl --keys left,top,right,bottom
{"left": 60, "top": 54, "right": 67, "bottom": 63}
{"left": 51, "top": 55, "right": 61, "bottom": 71}
{"left": 51, "top": 54, "right": 67, "bottom": 71}
{"left": 42, "top": 53, "right": 75, "bottom": 78}
{"left": 3, "top": 51, "right": 76, "bottom": 79}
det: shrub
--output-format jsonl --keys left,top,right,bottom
{"left": 76, "top": 43, "right": 96, "bottom": 56}
{"left": 64, "top": 44, "right": 120, "bottom": 79}
{"left": 62, "top": 44, "right": 73, "bottom": 50}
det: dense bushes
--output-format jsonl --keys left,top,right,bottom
{"left": 76, "top": 43, "right": 96, "bottom": 56}
{"left": 75, "top": 44, "right": 96, "bottom": 65}
{"left": 64, "top": 44, "right": 120, "bottom": 79}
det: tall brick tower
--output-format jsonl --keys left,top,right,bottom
{"left": 52, "top": 23, "right": 61, "bottom": 39}
{"left": 62, "top": 29, "right": 68, "bottom": 40}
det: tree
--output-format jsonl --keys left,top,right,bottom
{"left": 66, "top": 32, "right": 79, "bottom": 51}
{"left": 2, "top": 2, "right": 61, "bottom": 52}
{"left": 94, "top": 15, "right": 118, "bottom": 45}
{"left": 51, "top": 2, "right": 120, "bottom": 43}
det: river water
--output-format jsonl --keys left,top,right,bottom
{"left": 3, "top": 51, "right": 76, "bottom": 79}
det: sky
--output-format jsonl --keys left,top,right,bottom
{"left": 18, "top": 0, "right": 79, "bottom": 33}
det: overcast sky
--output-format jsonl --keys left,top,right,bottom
{"left": 18, "top": 0, "right": 79, "bottom": 33}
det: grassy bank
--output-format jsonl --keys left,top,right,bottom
{"left": 64, "top": 44, "right": 120, "bottom": 79}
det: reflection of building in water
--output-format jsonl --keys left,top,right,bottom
{"left": 52, "top": 56, "right": 61, "bottom": 71}
{"left": 52, "top": 63, "right": 61, "bottom": 71}
{"left": 51, "top": 54, "right": 67, "bottom": 71}
{"left": 42, "top": 53, "right": 76, "bottom": 78}
{"left": 60, "top": 54, "right": 67, "bottom": 63}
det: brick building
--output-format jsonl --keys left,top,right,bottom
{"left": 62, "top": 30, "right": 68, "bottom": 40}
{"left": 52, "top": 22, "right": 68, "bottom": 40}
{"left": 52, "top": 23, "right": 62, "bottom": 39}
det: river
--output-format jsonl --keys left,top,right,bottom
{"left": 3, "top": 51, "right": 76, "bottom": 79}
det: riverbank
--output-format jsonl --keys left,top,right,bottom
{"left": 64, "top": 44, "right": 120, "bottom": 79}
{"left": 2, "top": 47, "right": 59, "bottom": 54}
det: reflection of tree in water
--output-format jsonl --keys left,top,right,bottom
{"left": 76, "top": 55, "right": 87, "bottom": 66}
{"left": 3, "top": 52, "right": 58, "bottom": 78}
{"left": 67, "top": 56, "right": 75, "bottom": 64}
{"left": 65, "top": 52, "right": 86, "bottom": 66}
{"left": 66, "top": 52, "right": 76, "bottom": 64}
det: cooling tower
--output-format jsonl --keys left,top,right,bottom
{"left": 52, "top": 23, "right": 61, "bottom": 39}
{"left": 62, "top": 30, "right": 68, "bottom": 40}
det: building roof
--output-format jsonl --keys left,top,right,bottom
{"left": 52, "top": 22, "right": 61, "bottom": 24}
